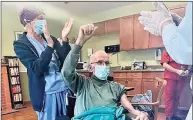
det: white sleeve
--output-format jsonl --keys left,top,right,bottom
{"left": 162, "top": 2, "right": 192, "bottom": 65}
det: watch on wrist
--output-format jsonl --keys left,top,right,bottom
{"left": 57, "top": 38, "right": 63, "bottom": 45}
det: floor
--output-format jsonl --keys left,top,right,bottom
{"left": 2, "top": 104, "right": 37, "bottom": 120}
{"left": 2, "top": 103, "right": 167, "bottom": 120}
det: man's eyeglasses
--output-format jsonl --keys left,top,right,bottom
{"left": 91, "top": 61, "right": 111, "bottom": 66}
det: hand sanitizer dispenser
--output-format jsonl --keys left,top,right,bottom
{"left": 87, "top": 48, "right": 93, "bottom": 57}
{"left": 155, "top": 49, "right": 162, "bottom": 61}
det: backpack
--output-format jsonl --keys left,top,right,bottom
{"left": 131, "top": 90, "right": 154, "bottom": 118}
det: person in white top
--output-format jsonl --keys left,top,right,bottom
{"left": 138, "top": 2, "right": 192, "bottom": 120}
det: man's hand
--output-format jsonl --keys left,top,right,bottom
{"left": 62, "top": 18, "right": 74, "bottom": 41}
{"left": 135, "top": 111, "right": 149, "bottom": 120}
{"left": 75, "top": 24, "right": 97, "bottom": 46}
{"left": 43, "top": 24, "right": 54, "bottom": 48}
{"left": 120, "top": 94, "right": 149, "bottom": 120}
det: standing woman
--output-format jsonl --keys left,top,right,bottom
{"left": 13, "top": 7, "right": 73, "bottom": 120}
{"left": 161, "top": 50, "right": 190, "bottom": 120}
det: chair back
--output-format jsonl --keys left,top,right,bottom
{"left": 155, "top": 77, "right": 167, "bottom": 105}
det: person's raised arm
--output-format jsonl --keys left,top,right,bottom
{"left": 61, "top": 24, "right": 97, "bottom": 93}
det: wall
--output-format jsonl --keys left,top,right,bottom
{"left": 81, "top": 2, "right": 186, "bottom": 67}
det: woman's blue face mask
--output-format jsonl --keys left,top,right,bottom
{"left": 34, "top": 19, "right": 46, "bottom": 34}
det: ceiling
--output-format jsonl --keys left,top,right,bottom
{"left": 46, "top": 2, "right": 138, "bottom": 16}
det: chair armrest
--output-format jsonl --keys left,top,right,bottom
{"left": 68, "top": 96, "right": 76, "bottom": 99}
{"left": 125, "top": 87, "right": 135, "bottom": 91}
{"left": 131, "top": 101, "right": 160, "bottom": 106}
{"left": 126, "top": 95, "right": 135, "bottom": 97}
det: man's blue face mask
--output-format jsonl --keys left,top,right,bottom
{"left": 34, "top": 19, "right": 46, "bottom": 34}
{"left": 94, "top": 65, "right": 110, "bottom": 80}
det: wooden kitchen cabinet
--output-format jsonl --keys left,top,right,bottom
{"left": 127, "top": 72, "right": 142, "bottom": 95}
{"left": 133, "top": 14, "right": 149, "bottom": 49}
{"left": 105, "top": 18, "right": 120, "bottom": 34}
{"left": 113, "top": 72, "right": 164, "bottom": 96}
{"left": 170, "top": 6, "right": 186, "bottom": 17}
{"left": 149, "top": 36, "right": 164, "bottom": 48}
{"left": 120, "top": 16, "right": 134, "bottom": 50}
{"left": 113, "top": 72, "right": 127, "bottom": 86}
{"left": 93, "top": 22, "right": 105, "bottom": 36}
{"left": 113, "top": 72, "right": 127, "bottom": 78}
{"left": 142, "top": 72, "right": 164, "bottom": 79}
{"left": 128, "top": 72, "right": 142, "bottom": 79}
{"left": 114, "top": 78, "right": 127, "bottom": 86}
{"left": 142, "top": 72, "right": 164, "bottom": 102}
{"left": 143, "top": 79, "right": 159, "bottom": 102}
{"left": 127, "top": 79, "right": 142, "bottom": 95}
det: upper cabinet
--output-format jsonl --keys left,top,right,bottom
{"left": 93, "top": 22, "right": 105, "bottom": 36}
{"left": 120, "top": 16, "right": 134, "bottom": 51}
{"left": 93, "top": 18, "right": 120, "bottom": 36}
{"left": 170, "top": 6, "right": 186, "bottom": 17}
{"left": 92, "top": 5, "right": 186, "bottom": 50}
{"left": 105, "top": 18, "right": 120, "bottom": 34}
{"left": 133, "top": 14, "right": 149, "bottom": 49}
{"left": 149, "top": 35, "right": 164, "bottom": 48}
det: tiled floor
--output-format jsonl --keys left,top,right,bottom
{"left": 2, "top": 103, "right": 167, "bottom": 120}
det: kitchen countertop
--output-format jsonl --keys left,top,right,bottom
{"left": 76, "top": 65, "right": 164, "bottom": 72}
{"left": 112, "top": 69, "right": 164, "bottom": 72}
{"left": 76, "top": 69, "right": 164, "bottom": 72}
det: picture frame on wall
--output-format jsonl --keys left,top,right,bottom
{"left": 14, "top": 31, "right": 23, "bottom": 40}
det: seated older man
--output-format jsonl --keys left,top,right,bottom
{"left": 61, "top": 24, "right": 149, "bottom": 120}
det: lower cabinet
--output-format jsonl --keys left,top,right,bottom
{"left": 127, "top": 79, "right": 142, "bottom": 95}
{"left": 114, "top": 72, "right": 164, "bottom": 105}
{"left": 114, "top": 78, "right": 142, "bottom": 95}
{"left": 143, "top": 79, "right": 159, "bottom": 102}
{"left": 114, "top": 78, "right": 127, "bottom": 86}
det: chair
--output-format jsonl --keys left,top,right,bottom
{"left": 127, "top": 77, "right": 167, "bottom": 120}
{"left": 66, "top": 95, "right": 76, "bottom": 118}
